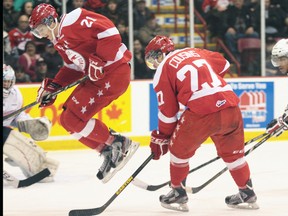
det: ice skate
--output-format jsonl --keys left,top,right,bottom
{"left": 97, "top": 133, "right": 139, "bottom": 183}
{"left": 96, "top": 146, "right": 113, "bottom": 181}
{"left": 159, "top": 186, "right": 189, "bottom": 212}
{"left": 225, "top": 179, "right": 259, "bottom": 209}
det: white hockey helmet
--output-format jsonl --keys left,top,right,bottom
{"left": 271, "top": 38, "right": 288, "bottom": 67}
{"left": 3, "top": 64, "right": 16, "bottom": 98}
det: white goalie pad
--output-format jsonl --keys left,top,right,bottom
{"left": 3, "top": 130, "right": 59, "bottom": 182}
{"left": 17, "top": 116, "right": 52, "bottom": 141}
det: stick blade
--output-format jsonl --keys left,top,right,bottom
{"left": 69, "top": 207, "right": 105, "bottom": 216}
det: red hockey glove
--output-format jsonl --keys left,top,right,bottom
{"left": 37, "top": 78, "right": 61, "bottom": 108}
{"left": 266, "top": 113, "right": 288, "bottom": 137}
{"left": 88, "top": 54, "right": 105, "bottom": 81}
{"left": 150, "top": 130, "right": 170, "bottom": 160}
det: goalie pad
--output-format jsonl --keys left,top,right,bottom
{"left": 17, "top": 116, "right": 52, "bottom": 141}
{"left": 3, "top": 130, "right": 59, "bottom": 183}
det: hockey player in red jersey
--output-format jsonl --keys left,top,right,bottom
{"left": 28, "top": 3, "right": 139, "bottom": 183}
{"left": 145, "top": 35, "right": 258, "bottom": 211}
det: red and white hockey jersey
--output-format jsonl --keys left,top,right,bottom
{"left": 153, "top": 47, "right": 240, "bottom": 136}
{"left": 51, "top": 8, "right": 132, "bottom": 86}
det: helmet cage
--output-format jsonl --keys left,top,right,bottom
{"left": 145, "top": 50, "right": 165, "bottom": 70}
{"left": 30, "top": 16, "right": 56, "bottom": 38}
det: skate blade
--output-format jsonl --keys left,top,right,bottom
{"left": 101, "top": 142, "right": 140, "bottom": 184}
{"left": 227, "top": 202, "right": 259, "bottom": 210}
{"left": 161, "top": 202, "right": 189, "bottom": 212}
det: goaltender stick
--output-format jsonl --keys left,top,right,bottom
{"left": 3, "top": 64, "right": 59, "bottom": 183}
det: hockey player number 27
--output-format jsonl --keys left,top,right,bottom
{"left": 177, "top": 59, "right": 222, "bottom": 92}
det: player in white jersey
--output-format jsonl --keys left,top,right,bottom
{"left": 3, "top": 64, "right": 59, "bottom": 183}
{"left": 266, "top": 38, "right": 288, "bottom": 136}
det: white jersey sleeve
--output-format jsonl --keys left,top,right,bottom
{"left": 3, "top": 86, "right": 32, "bottom": 127}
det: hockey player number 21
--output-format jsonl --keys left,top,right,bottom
{"left": 177, "top": 59, "right": 222, "bottom": 92}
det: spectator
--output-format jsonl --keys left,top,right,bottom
{"left": 41, "top": 41, "right": 63, "bottom": 79}
{"left": 265, "top": 0, "right": 288, "bottom": 40}
{"left": 8, "top": 14, "right": 35, "bottom": 56}
{"left": 137, "top": 16, "right": 170, "bottom": 46}
{"left": 270, "top": 0, "right": 288, "bottom": 14}
{"left": 34, "top": 57, "right": 48, "bottom": 82}
{"left": 34, "top": 0, "right": 63, "bottom": 14}
{"left": 67, "top": 0, "right": 85, "bottom": 13}
{"left": 13, "top": 0, "right": 27, "bottom": 11}
{"left": 202, "top": 0, "right": 231, "bottom": 40}
{"left": 84, "top": 0, "right": 107, "bottom": 13}
{"left": 101, "top": 0, "right": 127, "bottom": 25}
{"left": 17, "top": 41, "right": 41, "bottom": 81}
{"left": 133, "top": 0, "right": 155, "bottom": 33}
{"left": 223, "top": 0, "right": 259, "bottom": 60}
{"left": 116, "top": 20, "right": 129, "bottom": 48}
{"left": 20, "top": 1, "right": 34, "bottom": 16}
{"left": 133, "top": 38, "right": 154, "bottom": 79}
{"left": 3, "top": 0, "right": 20, "bottom": 32}
{"left": 15, "top": 64, "right": 32, "bottom": 83}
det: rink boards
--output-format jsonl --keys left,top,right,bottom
{"left": 16, "top": 77, "right": 288, "bottom": 150}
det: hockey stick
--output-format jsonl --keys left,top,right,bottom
{"left": 185, "top": 127, "right": 283, "bottom": 194}
{"left": 132, "top": 132, "right": 267, "bottom": 191}
{"left": 3, "top": 168, "right": 51, "bottom": 188}
{"left": 3, "top": 75, "right": 89, "bottom": 121}
{"left": 69, "top": 154, "right": 154, "bottom": 216}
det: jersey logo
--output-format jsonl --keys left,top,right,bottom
{"left": 216, "top": 99, "right": 226, "bottom": 107}
{"left": 65, "top": 49, "right": 86, "bottom": 71}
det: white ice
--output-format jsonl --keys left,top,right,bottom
{"left": 3, "top": 140, "right": 288, "bottom": 216}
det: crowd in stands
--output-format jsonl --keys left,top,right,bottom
{"left": 3, "top": 0, "right": 288, "bottom": 82}
{"left": 200, "top": 0, "right": 288, "bottom": 76}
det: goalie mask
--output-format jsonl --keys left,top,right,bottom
{"left": 271, "top": 38, "right": 288, "bottom": 75}
{"left": 29, "top": 3, "right": 58, "bottom": 39}
{"left": 3, "top": 64, "right": 16, "bottom": 98}
{"left": 145, "top": 35, "right": 175, "bottom": 70}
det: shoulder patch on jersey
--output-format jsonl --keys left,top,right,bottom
{"left": 62, "top": 8, "right": 82, "bottom": 27}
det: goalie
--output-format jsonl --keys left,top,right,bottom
{"left": 3, "top": 64, "right": 59, "bottom": 183}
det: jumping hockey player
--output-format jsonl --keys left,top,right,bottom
{"left": 3, "top": 64, "right": 59, "bottom": 183}
{"left": 266, "top": 38, "right": 288, "bottom": 136}
{"left": 144, "top": 35, "right": 259, "bottom": 211}
{"left": 28, "top": 3, "right": 139, "bottom": 183}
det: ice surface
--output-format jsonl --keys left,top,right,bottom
{"left": 3, "top": 140, "right": 288, "bottom": 216}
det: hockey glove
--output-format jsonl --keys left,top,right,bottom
{"left": 37, "top": 78, "right": 61, "bottom": 108}
{"left": 88, "top": 54, "right": 105, "bottom": 81}
{"left": 150, "top": 130, "right": 170, "bottom": 160}
{"left": 266, "top": 112, "right": 288, "bottom": 137}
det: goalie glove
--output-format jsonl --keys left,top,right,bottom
{"left": 88, "top": 54, "right": 105, "bottom": 81}
{"left": 17, "top": 116, "right": 52, "bottom": 141}
{"left": 150, "top": 130, "right": 170, "bottom": 160}
{"left": 266, "top": 107, "right": 288, "bottom": 137}
{"left": 37, "top": 78, "right": 61, "bottom": 108}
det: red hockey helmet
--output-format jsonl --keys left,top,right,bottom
{"left": 29, "top": 3, "right": 58, "bottom": 38}
{"left": 145, "top": 35, "right": 175, "bottom": 70}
